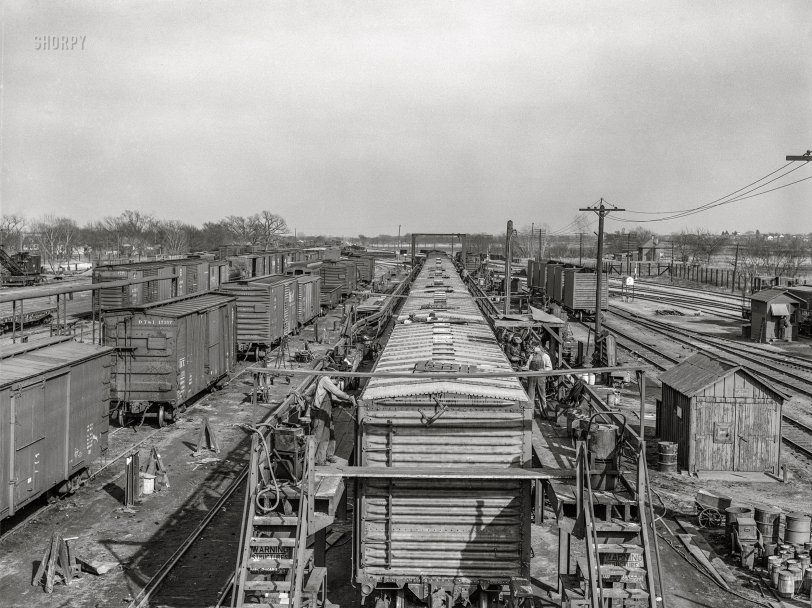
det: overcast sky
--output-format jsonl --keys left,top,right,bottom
{"left": 1, "top": 1, "right": 810, "bottom": 237}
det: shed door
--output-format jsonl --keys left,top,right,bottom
{"left": 693, "top": 398, "right": 735, "bottom": 471}
{"left": 735, "top": 401, "right": 778, "bottom": 472}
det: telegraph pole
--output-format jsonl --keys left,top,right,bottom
{"left": 731, "top": 242, "right": 739, "bottom": 293}
{"left": 785, "top": 150, "right": 812, "bottom": 161}
{"left": 579, "top": 232, "right": 584, "bottom": 266}
{"left": 580, "top": 199, "right": 625, "bottom": 337}
{"left": 504, "top": 220, "right": 512, "bottom": 314}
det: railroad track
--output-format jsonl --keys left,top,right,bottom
{"left": 600, "top": 309, "right": 812, "bottom": 459}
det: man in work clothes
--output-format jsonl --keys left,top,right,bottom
{"left": 311, "top": 373, "right": 356, "bottom": 465}
{"left": 524, "top": 346, "right": 553, "bottom": 413}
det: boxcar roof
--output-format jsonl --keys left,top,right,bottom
{"left": 105, "top": 292, "right": 235, "bottom": 316}
{"left": 0, "top": 338, "right": 114, "bottom": 388}
{"left": 659, "top": 352, "right": 787, "bottom": 401}
{"left": 363, "top": 255, "right": 527, "bottom": 402}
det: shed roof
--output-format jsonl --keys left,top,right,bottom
{"left": 659, "top": 352, "right": 787, "bottom": 401}
{"left": 749, "top": 288, "right": 804, "bottom": 304}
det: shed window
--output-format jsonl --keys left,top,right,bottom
{"left": 770, "top": 303, "right": 790, "bottom": 316}
{"left": 676, "top": 406, "right": 682, "bottom": 419}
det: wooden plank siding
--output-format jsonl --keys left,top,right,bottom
{"left": 660, "top": 370, "right": 782, "bottom": 474}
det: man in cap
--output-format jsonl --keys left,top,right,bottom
{"left": 311, "top": 370, "right": 357, "bottom": 465}
{"left": 524, "top": 345, "right": 553, "bottom": 413}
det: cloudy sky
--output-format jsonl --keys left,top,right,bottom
{"left": 1, "top": 1, "right": 810, "bottom": 237}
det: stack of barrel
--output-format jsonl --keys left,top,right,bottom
{"left": 750, "top": 507, "right": 812, "bottom": 600}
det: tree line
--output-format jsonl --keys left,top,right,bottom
{"left": 0, "top": 210, "right": 290, "bottom": 271}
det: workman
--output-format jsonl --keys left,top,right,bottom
{"left": 524, "top": 346, "right": 553, "bottom": 412}
{"left": 506, "top": 335, "right": 523, "bottom": 366}
{"left": 311, "top": 372, "right": 357, "bottom": 465}
{"left": 778, "top": 315, "right": 789, "bottom": 340}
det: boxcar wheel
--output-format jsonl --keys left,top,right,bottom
{"left": 157, "top": 405, "right": 167, "bottom": 428}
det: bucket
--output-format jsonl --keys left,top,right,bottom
{"left": 141, "top": 472, "right": 156, "bottom": 495}
{"left": 726, "top": 505, "right": 754, "bottom": 530}
{"left": 755, "top": 505, "right": 782, "bottom": 544}
{"left": 777, "top": 570, "right": 794, "bottom": 598}
{"left": 802, "top": 568, "right": 812, "bottom": 594}
{"left": 658, "top": 442, "right": 678, "bottom": 473}
{"left": 764, "top": 546, "right": 778, "bottom": 567}
{"left": 786, "top": 513, "right": 812, "bottom": 545}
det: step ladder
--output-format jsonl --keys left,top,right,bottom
{"left": 233, "top": 435, "right": 329, "bottom": 608}
{"left": 560, "top": 442, "right": 662, "bottom": 608}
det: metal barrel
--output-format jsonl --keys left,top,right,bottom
{"left": 726, "top": 505, "right": 754, "bottom": 531}
{"left": 777, "top": 570, "right": 794, "bottom": 598}
{"left": 802, "top": 567, "right": 812, "bottom": 594}
{"left": 657, "top": 441, "right": 678, "bottom": 473}
{"left": 755, "top": 505, "right": 782, "bottom": 545}
{"left": 588, "top": 424, "right": 618, "bottom": 460}
{"left": 785, "top": 513, "right": 812, "bottom": 545}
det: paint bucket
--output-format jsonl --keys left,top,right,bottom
{"left": 777, "top": 570, "right": 794, "bottom": 598}
{"left": 726, "top": 505, "right": 754, "bottom": 530}
{"left": 755, "top": 505, "right": 782, "bottom": 545}
{"left": 786, "top": 513, "right": 812, "bottom": 545}
{"left": 141, "top": 472, "right": 156, "bottom": 495}
{"left": 657, "top": 442, "right": 678, "bottom": 473}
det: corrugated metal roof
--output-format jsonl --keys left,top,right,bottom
{"left": 0, "top": 339, "right": 114, "bottom": 388}
{"left": 659, "top": 352, "right": 785, "bottom": 401}
{"left": 363, "top": 255, "right": 527, "bottom": 402}
{"left": 750, "top": 288, "right": 804, "bottom": 304}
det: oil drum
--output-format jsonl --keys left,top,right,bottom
{"left": 755, "top": 505, "right": 782, "bottom": 545}
{"left": 588, "top": 423, "right": 618, "bottom": 491}
{"left": 657, "top": 442, "right": 678, "bottom": 473}
{"left": 785, "top": 513, "right": 812, "bottom": 545}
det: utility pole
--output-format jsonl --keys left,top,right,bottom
{"left": 731, "top": 242, "right": 740, "bottom": 293}
{"left": 531, "top": 222, "right": 534, "bottom": 259}
{"left": 579, "top": 232, "right": 584, "bottom": 266}
{"left": 504, "top": 220, "right": 514, "bottom": 315}
{"left": 785, "top": 151, "right": 812, "bottom": 161}
{"left": 580, "top": 199, "right": 625, "bottom": 337}
{"left": 398, "top": 224, "right": 401, "bottom": 261}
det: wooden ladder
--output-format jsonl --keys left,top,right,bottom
{"left": 233, "top": 436, "right": 328, "bottom": 608}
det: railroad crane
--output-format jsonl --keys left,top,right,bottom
{"left": 0, "top": 249, "right": 42, "bottom": 286}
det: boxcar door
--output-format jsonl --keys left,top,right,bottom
{"left": 10, "top": 381, "right": 48, "bottom": 509}
{"left": 735, "top": 400, "right": 779, "bottom": 473}
{"left": 207, "top": 308, "right": 222, "bottom": 380}
{"left": 693, "top": 397, "right": 735, "bottom": 471}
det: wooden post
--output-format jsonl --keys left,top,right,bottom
{"left": 637, "top": 370, "right": 646, "bottom": 441}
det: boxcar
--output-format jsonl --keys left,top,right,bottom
{"left": 320, "top": 285, "right": 343, "bottom": 312}
{"left": 103, "top": 293, "right": 236, "bottom": 426}
{"left": 0, "top": 337, "right": 113, "bottom": 522}
{"left": 350, "top": 255, "right": 376, "bottom": 283}
{"left": 544, "top": 262, "right": 562, "bottom": 300}
{"left": 295, "top": 275, "right": 321, "bottom": 326}
{"left": 562, "top": 268, "right": 609, "bottom": 314}
{"left": 320, "top": 260, "right": 358, "bottom": 296}
{"left": 173, "top": 258, "right": 211, "bottom": 295}
{"left": 208, "top": 260, "right": 230, "bottom": 290}
{"left": 93, "top": 262, "right": 176, "bottom": 309}
{"left": 218, "top": 274, "right": 298, "bottom": 358}
{"left": 356, "top": 253, "right": 533, "bottom": 607}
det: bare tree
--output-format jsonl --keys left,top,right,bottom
{"left": 671, "top": 230, "right": 696, "bottom": 265}
{"left": 0, "top": 214, "right": 27, "bottom": 251}
{"left": 692, "top": 228, "right": 728, "bottom": 264}
{"left": 156, "top": 220, "right": 190, "bottom": 255}
{"left": 223, "top": 215, "right": 259, "bottom": 244}
{"left": 252, "top": 211, "right": 289, "bottom": 249}
{"left": 34, "top": 215, "right": 77, "bottom": 271}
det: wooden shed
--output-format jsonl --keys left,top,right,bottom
{"left": 749, "top": 288, "right": 804, "bottom": 342}
{"left": 657, "top": 353, "right": 785, "bottom": 475}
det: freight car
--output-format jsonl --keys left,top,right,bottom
{"left": 562, "top": 267, "right": 609, "bottom": 316}
{"left": 356, "top": 253, "right": 533, "bottom": 607}
{"left": 320, "top": 259, "right": 359, "bottom": 296}
{"left": 103, "top": 292, "right": 236, "bottom": 426}
{"left": 295, "top": 275, "right": 321, "bottom": 327}
{"left": 217, "top": 274, "right": 298, "bottom": 359}
{"left": 0, "top": 337, "right": 113, "bottom": 523}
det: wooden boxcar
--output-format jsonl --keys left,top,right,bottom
{"left": 218, "top": 274, "right": 298, "bottom": 357}
{"left": 544, "top": 262, "right": 563, "bottom": 300}
{"left": 93, "top": 262, "right": 176, "bottom": 309}
{"left": 0, "top": 337, "right": 114, "bottom": 521}
{"left": 356, "top": 253, "right": 533, "bottom": 607}
{"left": 350, "top": 255, "right": 376, "bottom": 283}
{"left": 320, "top": 285, "right": 343, "bottom": 311}
{"left": 562, "top": 268, "right": 609, "bottom": 313}
{"left": 173, "top": 258, "right": 211, "bottom": 295}
{"left": 295, "top": 275, "right": 321, "bottom": 326}
{"left": 320, "top": 260, "right": 358, "bottom": 296}
{"left": 657, "top": 353, "right": 785, "bottom": 474}
{"left": 208, "top": 260, "right": 231, "bottom": 290}
{"left": 103, "top": 293, "right": 236, "bottom": 426}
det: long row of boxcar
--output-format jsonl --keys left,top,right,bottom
{"left": 356, "top": 252, "right": 533, "bottom": 607}
{"left": 0, "top": 248, "right": 391, "bottom": 526}
{"left": 526, "top": 258, "right": 609, "bottom": 315}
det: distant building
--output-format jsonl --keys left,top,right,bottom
{"left": 749, "top": 288, "right": 804, "bottom": 342}
{"left": 637, "top": 238, "right": 672, "bottom": 262}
